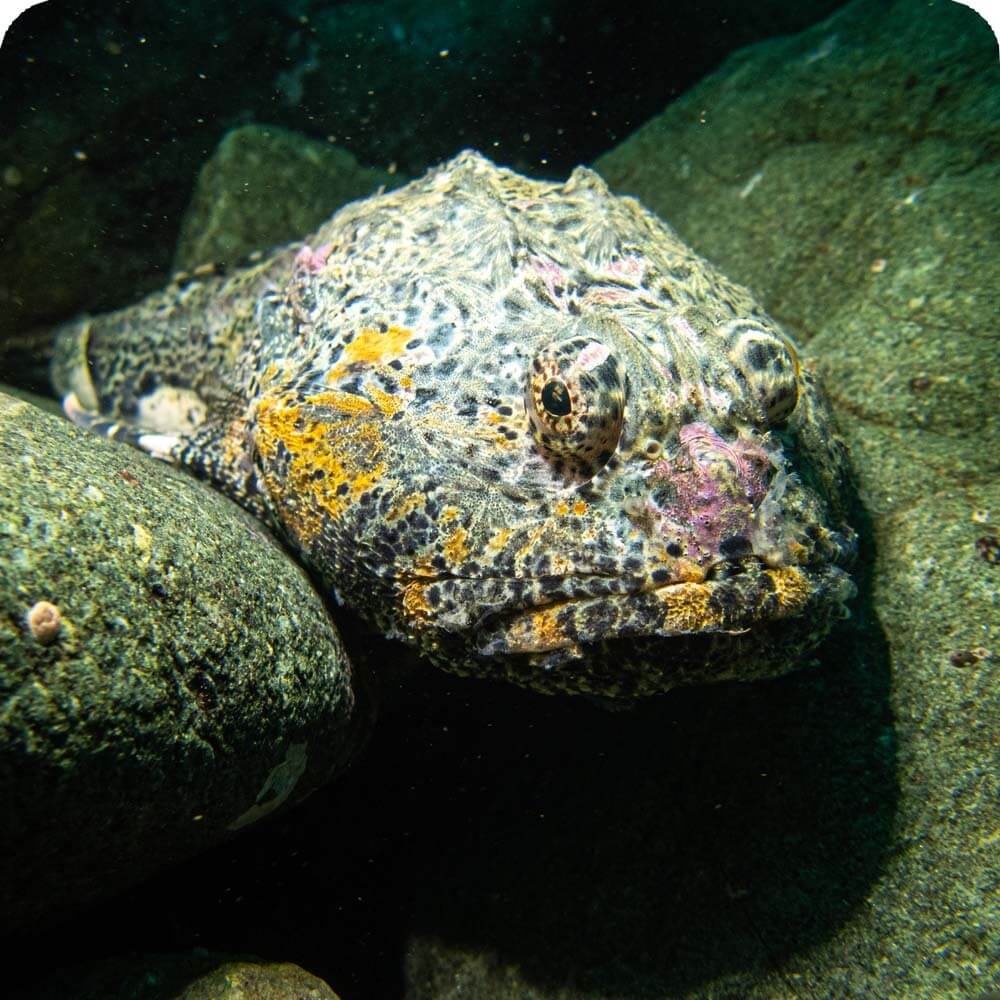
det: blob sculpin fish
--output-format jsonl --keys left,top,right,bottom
{"left": 52, "top": 150, "right": 856, "bottom": 697}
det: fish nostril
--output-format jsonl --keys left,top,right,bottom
{"left": 718, "top": 534, "right": 752, "bottom": 559}
{"left": 707, "top": 558, "right": 749, "bottom": 580}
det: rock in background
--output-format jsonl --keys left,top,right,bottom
{"left": 20, "top": 952, "right": 341, "bottom": 1000}
{"left": 0, "top": 392, "right": 371, "bottom": 930}
{"left": 173, "top": 125, "right": 405, "bottom": 273}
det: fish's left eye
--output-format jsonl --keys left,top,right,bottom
{"left": 526, "top": 337, "right": 626, "bottom": 479}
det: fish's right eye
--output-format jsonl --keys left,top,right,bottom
{"left": 725, "top": 321, "right": 800, "bottom": 425}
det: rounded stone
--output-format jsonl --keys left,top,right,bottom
{"left": 0, "top": 392, "right": 371, "bottom": 929}
{"left": 24, "top": 952, "right": 341, "bottom": 999}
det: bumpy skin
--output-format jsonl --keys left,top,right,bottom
{"left": 52, "top": 151, "right": 856, "bottom": 697}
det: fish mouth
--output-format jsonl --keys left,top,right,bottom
{"left": 476, "top": 559, "right": 854, "bottom": 660}
{"left": 401, "top": 549, "right": 856, "bottom": 663}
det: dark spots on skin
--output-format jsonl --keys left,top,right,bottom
{"left": 666, "top": 542, "right": 683, "bottom": 557}
{"left": 430, "top": 324, "right": 456, "bottom": 347}
{"left": 708, "top": 582, "right": 743, "bottom": 622}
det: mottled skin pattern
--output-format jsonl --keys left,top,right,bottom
{"left": 53, "top": 151, "right": 856, "bottom": 698}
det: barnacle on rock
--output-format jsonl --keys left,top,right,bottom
{"left": 27, "top": 600, "right": 62, "bottom": 644}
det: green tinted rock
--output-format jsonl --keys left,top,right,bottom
{"left": 0, "top": 392, "right": 371, "bottom": 929}
{"left": 173, "top": 125, "right": 404, "bottom": 272}
{"left": 24, "top": 952, "right": 340, "bottom": 1000}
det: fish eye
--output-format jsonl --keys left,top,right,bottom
{"left": 526, "top": 337, "right": 626, "bottom": 479}
{"left": 725, "top": 321, "right": 800, "bottom": 425}
{"left": 541, "top": 379, "right": 572, "bottom": 417}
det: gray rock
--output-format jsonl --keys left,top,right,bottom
{"left": 402, "top": 1, "right": 1000, "bottom": 996}
{"left": 173, "top": 125, "right": 405, "bottom": 273}
{"left": 0, "top": 392, "right": 371, "bottom": 929}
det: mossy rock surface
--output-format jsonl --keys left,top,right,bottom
{"left": 0, "top": 391, "right": 371, "bottom": 929}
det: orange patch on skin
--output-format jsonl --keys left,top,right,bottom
{"left": 675, "top": 559, "right": 707, "bottom": 583}
{"left": 504, "top": 605, "right": 568, "bottom": 653}
{"left": 305, "top": 389, "right": 375, "bottom": 415}
{"left": 401, "top": 581, "right": 433, "bottom": 627}
{"left": 440, "top": 506, "right": 460, "bottom": 524}
{"left": 386, "top": 492, "right": 426, "bottom": 523}
{"left": 554, "top": 499, "right": 587, "bottom": 517}
{"left": 485, "top": 527, "right": 513, "bottom": 553}
{"left": 766, "top": 566, "right": 810, "bottom": 615}
{"left": 655, "top": 582, "right": 720, "bottom": 632}
{"left": 366, "top": 385, "right": 406, "bottom": 417}
{"left": 254, "top": 390, "right": 386, "bottom": 545}
{"left": 442, "top": 526, "right": 469, "bottom": 565}
{"left": 327, "top": 325, "right": 414, "bottom": 382}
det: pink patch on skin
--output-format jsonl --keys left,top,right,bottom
{"left": 294, "top": 242, "right": 334, "bottom": 274}
{"left": 530, "top": 256, "right": 565, "bottom": 301}
{"left": 582, "top": 287, "right": 633, "bottom": 306}
{"left": 647, "top": 422, "right": 775, "bottom": 560}
{"left": 678, "top": 423, "right": 771, "bottom": 505}
{"left": 606, "top": 254, "right": 644, "bottom": 279}
{"left": 576, "top": 341, "right": 611, "bottom": 371}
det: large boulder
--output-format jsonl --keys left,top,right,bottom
{"left": 0, "top": 391, "right": 371, "bottom": 929}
